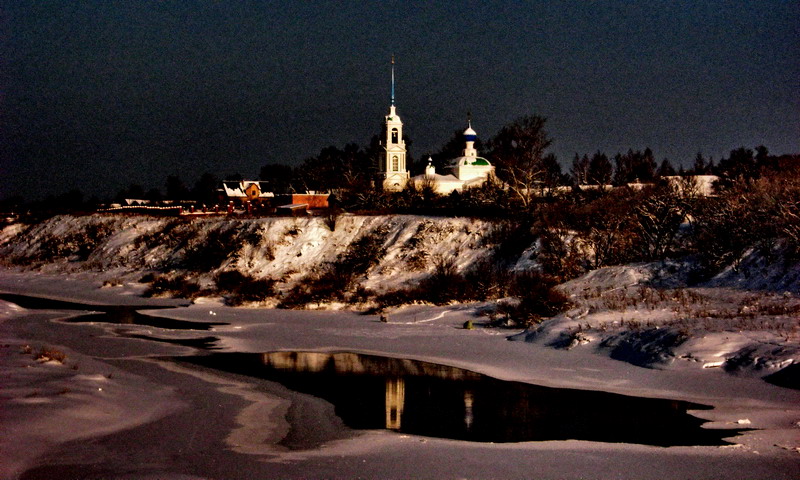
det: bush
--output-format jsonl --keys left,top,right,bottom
{"left": 134, "top": 219, "right": 190, "bottom": 250}
{"left": 372, "top": 260, "right": 570, "bottom": 325}
{"left": 138, "top": 272, "right": 156, "bottom": 283}
{"left": 214, "top": 270, "right": 276, "bottom": 306}
{"left": 143, "top": 274, "right": 202, "bottom": 299}
{"left": 533, "top": 227, "right": 587, "bottom": 283}
{"left": 35, "top": 347, "right": 67, "bottom": 363}
{"left": 497, "top": 272, "right": 571, "bottom": 328}
{"left": 181, "top": 225, "right": 241, "bottom": 271}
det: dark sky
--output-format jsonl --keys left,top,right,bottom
{"left": 2, "top": 1, "right": 798, "bottom": 200}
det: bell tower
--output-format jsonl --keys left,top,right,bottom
{"left": 380, "top": 56, "right": 409, "bottom": 191}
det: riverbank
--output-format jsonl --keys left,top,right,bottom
{"left": 1, "top": 270, "right": 798, "bottom": 479}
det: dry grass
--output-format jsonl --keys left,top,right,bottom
{"left": 570, "top": 285, "right": 800, "bottom": 342}
{"left": 20, "top": 344, "right": 68, "bottom": 363}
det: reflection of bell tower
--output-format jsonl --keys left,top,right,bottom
{"left": 379, "top": 56, "right": 409, "bottom": 191}
{"left": 385, "top": 377, "right": 405, "bottom": 430}
{"left": 464, "top": 390, "right": 474, "bottom": 430}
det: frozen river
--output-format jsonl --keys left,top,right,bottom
{"left": 1, "top": 271, "right": 798, "bottom": 479}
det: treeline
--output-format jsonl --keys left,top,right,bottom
{"left": 3, "top": 113, "right": 797, "bottom": 257}
{"left": 260, "top": 115, "right": 796, "bottom": 217}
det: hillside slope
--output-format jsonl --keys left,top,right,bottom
{"left": 0, "top": 214, "right": 526, "bottom": 296}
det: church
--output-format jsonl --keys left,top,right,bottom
{"left": 377, "top": 60, "right": 494, "bottom": 194}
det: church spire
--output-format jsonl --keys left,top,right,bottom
{"left": 380, "top": 55, "right": 408, "bottom": 191}
{"left": 391, "top": 55, "right": 396, "bottom": 106}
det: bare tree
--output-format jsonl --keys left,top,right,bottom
{"left": 570, "top": 153, "right": 590, "bottom": 185}
{"left": 634, "top": 186, "right": 688, "bottom": 260}
{"left": 487, "top": 115, "right": 554, "bottom": 210}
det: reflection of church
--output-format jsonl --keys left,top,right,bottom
{"left": 385, "top": 377, "right": 404, "bottom": 430}
{"left": 378, "top": 59, "right": 494, "bottom": 194}
{"left": 260, "top": 351, "right": 477, "bottom": 433}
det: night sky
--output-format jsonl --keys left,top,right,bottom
{"left": 2, "top": 1, "right": 798, "bottom": 201}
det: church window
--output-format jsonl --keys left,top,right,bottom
{"left": 392, "top": 156, "right": 399, "bottom": 171}
{"left": 391, "top": 128, "right": 398, "bottom": 143}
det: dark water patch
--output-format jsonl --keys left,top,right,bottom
{"left": 0, "top": 293, "right": 226, "bottom": 331}
{"left": 63, "top": 310, "right": 225, "bottom": 331}
{"left": 122, "top": 332, "right": 221, "bottom": 350}
{"left": 179, "top": 351, "right": 747, "bottom": 446}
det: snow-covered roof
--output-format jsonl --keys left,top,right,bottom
{"left": 219, "top": 181, "right": 273, "bottom": 198}
{"left": 451, "top": 156, "right": 491, "bottom": 167}
{"left": 277, "top": 203, "right": 309, "bottom": 211}
{"left": 412, "top": 172, "right": 462, "bottom": 184}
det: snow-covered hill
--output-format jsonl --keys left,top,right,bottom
{"left": 0, "top": 214, "right": 530, "bottom": 295}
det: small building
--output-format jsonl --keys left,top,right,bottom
{"left": 218, "top": 181, "right": 274, "bottom": 204}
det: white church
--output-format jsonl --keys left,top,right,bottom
{"left": 377, "top": 60, "right": 494, "bottom": 194}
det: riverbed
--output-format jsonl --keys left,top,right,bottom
{"left": 1, "top": 271, "right": 798, "bottom": 479}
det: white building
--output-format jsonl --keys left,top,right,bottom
{"left": 409, "top": 123, "right": 495, "bottom": 195}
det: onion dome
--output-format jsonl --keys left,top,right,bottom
{"left": 463, "top": 126, "right": 477, "bottom": 142}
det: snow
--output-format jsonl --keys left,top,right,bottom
{"left": 0, "top": 306, "right": 183, "bottom": 479}
{"left": 1, "top": 270, "right": 799, "bottom": 479}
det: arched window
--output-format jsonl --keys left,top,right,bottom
{"left": 392, "top": 156, "right": 399, "bottom": 171}
{"left": 391, "top": 128, "right": 398, "bottom": 144}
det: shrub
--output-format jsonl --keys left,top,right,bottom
{"left": 492, "top": 221, "right": 537, "bottom": 265}
{"left": 134, "top": 219, "right": 190, "bottom": 250}
{"left": 417, "top": 256, "right": 469, "bottom": 304}
{"left": 501, "top": 272, "right": 571, "bottom": 327}
{"left": 181, "top": 225, "right": 242, "bottom": 271}
{"left": 241, "top": 224, "right": 264, "bottom": 248}
{"left": 534, "top": 228, "right": 587, "bottom": 282}
{"left": 138, "top": 272, "right": 156, "bottom": 283}
{"left": 214, "top": 270, "right": 276, "bottom": 306}
{"left": 569, "top": 189, "right": 641, "bottom": 269}
{"left": 35, "top": 347, "right": 67, "bottom": 363}
{"left": 143, "top": 274, "right": 202, "bottom": 299}
{"left": 25, "top": 220, "right": 113, "bottom": 263}
{"left": 464, "top": 257, "right": 514, "bottom": 300}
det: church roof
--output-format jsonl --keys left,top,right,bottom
{"left": 451, "top": 156, "right": 492, "bottom": 167}
{"left": 411, "top": 172, "right": 461, "bottom": 184}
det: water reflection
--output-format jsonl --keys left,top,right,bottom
{"left": 183, "top": 351, "right": 746, "bottom": 446}
{"left": 385, "top": 376, "right": 404, "bottom": 430}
